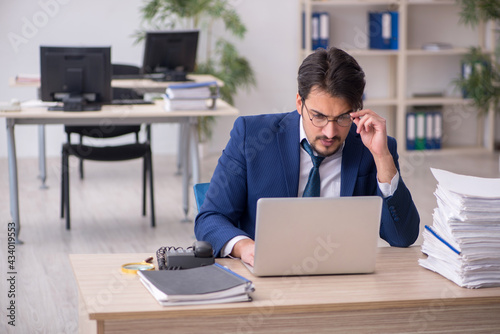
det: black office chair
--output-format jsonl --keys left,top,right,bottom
{"left": 60, "top": 124, "right": 155, "bottom": 230}
{"left": 66, "top": 86, "right": 149, "bottom": 181}
{"left": 60, "top": 64, "right": 155, "bottom": 230}
{"left": 112, "top": 64, "right": 141, "bottom": 78}
{"left": 71, "top": 64, "right": 147, "bottom": 179}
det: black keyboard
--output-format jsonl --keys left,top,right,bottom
{"left": 112, "top": 73, "right": 166, "bottom": 80}
{"left": 111, "top": 99, "right": 154, "bottom": 105}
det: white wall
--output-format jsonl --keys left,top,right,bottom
{"left": 0, "top": 0, "right": 300, "bottom": 158}
{"left": 2, "top": 1, "right": 498, "bottom": 159}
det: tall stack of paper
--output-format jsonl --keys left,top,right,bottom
{"left": 164, "top": 81, "right": 219, "bottom": 111}
{"left": 419, "top": 168, "right": 500, "bottom": 288}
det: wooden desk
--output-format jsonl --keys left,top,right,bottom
{"left": 1, "top": 100, "right": 238, "bottom": 243}
{"left": 69, "top": 247, "right": 500, "bottom": 334}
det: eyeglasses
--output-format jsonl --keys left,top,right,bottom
{"left": 302, "top": 99, "right": 353, "bottom": 128}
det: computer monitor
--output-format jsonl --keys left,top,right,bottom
{"left": 142, "top": 30, "right": 199, "bottom": 81}
{"left": 40, "top": 46, "right": 112, "bottom": 111}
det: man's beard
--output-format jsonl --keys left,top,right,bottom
{"left": 311, "top": 135, "right": 342, "bottom": 157}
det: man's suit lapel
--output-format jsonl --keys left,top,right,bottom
{"left": 341, "top": 125, "right": 363, "bottom": 196}
{"left": 276, "top": 112, "right": 301, "bottom": 197}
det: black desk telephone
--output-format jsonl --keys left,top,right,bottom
{"left": 156, "top": 241, "right": 215, "bottom": 270}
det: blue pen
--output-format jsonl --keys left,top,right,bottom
{"left": 425, "top": 225, "right": 461, "bottom": 255}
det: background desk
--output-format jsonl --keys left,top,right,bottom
{"left": 1, "top": 100, "right": 238, "bottom": 242}
{"left": 8, "top": 74, "right": 224, "bottom": 188}
{"left": 70, "top": 247, "right": 500, "bottom": 334}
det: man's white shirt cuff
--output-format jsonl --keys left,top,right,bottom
{"left": 221, "top": 235, "right": 250, "bottom": 258}
{"left": 378, "top": 171, "right": 399, "bottom": 198}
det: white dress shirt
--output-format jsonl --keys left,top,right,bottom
{"left": 221, "top": 115, "right": 399, "bottom": 257}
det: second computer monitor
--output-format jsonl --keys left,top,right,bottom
{"left": 142, "top": 30, "right": 199, "bottom": 81}
{"left": 40, "top": 46, "right": 112, "bottom": 111}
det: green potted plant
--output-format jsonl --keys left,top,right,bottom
{"left": 136, "top": 0, "right": 256, "bottom": 142}
{"left": 454, "top": 46, "right": 500, "bottom": 114}
{"left": 456, "top": 0, "right": 500, "bottom": 25}
{"left": 454, "top": 0, "right": 500, "bottom": 149}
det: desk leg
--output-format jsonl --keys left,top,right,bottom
{"left": 38, "top": 124, "right": 48, "bottom": 189}
{"left": 176, "top": 124, "right": 185, "bottom": 176}
{"left": 189, "top": 117, "right": 200, "bottom": 186}
{"left": 6, "top": 119, "right": 23, "bottom": 244}
{"left": 96, "top": 321, "right": 104, "bottom": 334}
{"left": 180, "top": 118, "right": 201, "bottom": 222}
{"left": 181, "top": 122, "right": 190, "bottom": 222}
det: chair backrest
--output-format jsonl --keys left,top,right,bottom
{"left": 64, "top": 63, "right": 146, "bottom": 144}
{"left": 64, "top": 125, "right": 142, "bottom": 139}
{"left": 193, "top": 183, "right": 210, "bottom": 211}
{"left": 112, "top": 63, "right": 141, "bottom": 76}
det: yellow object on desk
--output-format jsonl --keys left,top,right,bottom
{"left": 121, "top": 262, "right": 155, "bottom": 274}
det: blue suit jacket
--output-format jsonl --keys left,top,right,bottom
{"left": 195, "top": 111, "right": 420, "bottom": 256}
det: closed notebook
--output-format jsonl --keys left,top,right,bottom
{"left": 138, "top": 263, "right": 254, "bottom": 305}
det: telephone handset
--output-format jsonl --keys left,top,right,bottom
{"left": 156, "top": 241, "right": 215, "bottom": 270}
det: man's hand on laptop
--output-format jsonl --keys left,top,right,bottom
{"left": 231, "top": 238, "right": 255, "bottom": 266}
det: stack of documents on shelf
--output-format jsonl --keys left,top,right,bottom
{"left": 138, "top": 263, "right": 254, "bottom": 306}
{"left": 419, "top": 168, "right": 500, "bottom": 288}
{"left": 421, "top": 42, "right": 453, "bottom": 51}
{"left": 15, "top": 73, "right": 40, "bottom": 84}
{"left": 164, "top": 80, "right": 219, "bottom": 111}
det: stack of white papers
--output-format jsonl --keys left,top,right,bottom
{"left": 164, "top": 98, "right": 210, "bottom": 111}
{"left": 164, "top": 81, "right": 219, "bottom": 111}
{"left": 419, "top": 168, "right": 500, "bottom": 288}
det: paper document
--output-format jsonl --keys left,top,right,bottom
{"left": 430, "top": 168, "right": 500, "bottom": 198}
{"left": 419, "top": 168, "right": 500, "bottom": 288}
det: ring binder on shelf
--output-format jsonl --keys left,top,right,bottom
{"left": 369, "top": 11, "right": 398, "bottom": 50}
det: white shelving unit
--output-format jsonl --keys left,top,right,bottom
{"left": 299, "top": 0, "right": 496, "bottom": 153}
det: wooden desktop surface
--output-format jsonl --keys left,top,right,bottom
{"left": 0, "top": 99, "right": 238, "bottom": 124}
{"left": 9, "top": 73, "right": 224, "bottom": 88}
{"left": 70, "top": 247, "right": 500, "bottom": 334}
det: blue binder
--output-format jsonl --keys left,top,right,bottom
{"left": 433, "top": 111, "right": 442, "bottom": 149}
{"left": 461, "top": 60, "right": 490, "bottom": 98}
{"left": 425, "top": 112, "right": 434, "bottom": 150}
{"left": 415, "top": 112, "right": 426, "bottom": 150}
{"left": 306, "top": 12, "right": 329, "bottom": 51}
{"left": 312, "top": 12, "right": 320, "bottom": 50}
{"left": 318, "top": 12, "right": 329, "bottom": 49}
{"left": 406, "top": 112, "right": 416, "bottom": 151}
{"left": 461, "top": 62, "right": 472, "bottom": 98}
{"left": 302, "top": 11, "right": 305, "bottom": 49}
{"left": 369, "top": 11, "right": 398, "bottom": 50}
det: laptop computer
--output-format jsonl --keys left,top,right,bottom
{"left": 243, "top": 196, "right": 383, "bottom": 277}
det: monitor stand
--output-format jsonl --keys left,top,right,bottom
{"left": 48, "top": 95, "right": 101, "bottom": 112}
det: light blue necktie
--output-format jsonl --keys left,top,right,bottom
{"left": 301, "top": 139, "right": 325, "bottom": 197}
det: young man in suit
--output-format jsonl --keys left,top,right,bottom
{"left": 195, "top": 47, "right": 420, "bottom": 266}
